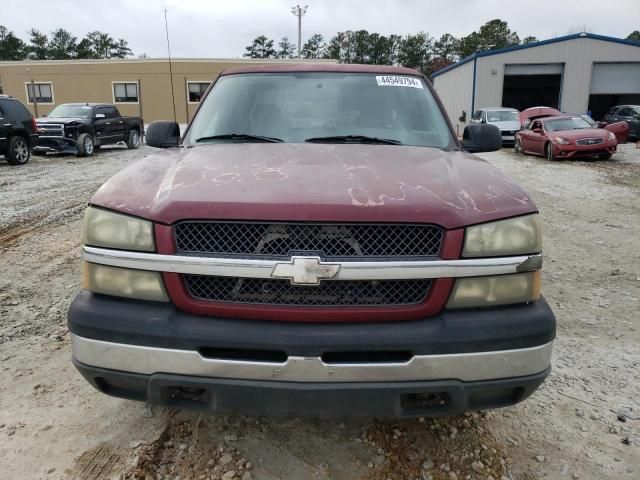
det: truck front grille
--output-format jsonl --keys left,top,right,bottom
{"left": 174, "top": 222, "right": 443, "bottom": 259}
{"left": 36, "top": 122, "right": 64, "bottom": 137}
{"left": 184, "top": 275, "right": 431, "bottom": 306}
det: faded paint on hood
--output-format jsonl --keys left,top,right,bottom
{"left": 90, "top": 143, "right": 537, "bottom": 229}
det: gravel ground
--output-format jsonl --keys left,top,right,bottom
{"left": 0, "top": 143, "right": 639, "bottom": 480}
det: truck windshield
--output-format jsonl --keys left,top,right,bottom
{"left": 184, "top": 73, "right": 454, "bottom": 149}
{"left": 47, "top": 105, "right": 93, "bottom": 118}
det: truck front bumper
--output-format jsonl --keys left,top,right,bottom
{"left": 33, "top": 137, "right": 78, "bottom": 154}
{"left": 68, "top": 291, "right": 555, "bottom": 418}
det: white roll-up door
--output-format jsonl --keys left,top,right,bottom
{"left": 590, "top": 63, "right": 640, "bottom": 94}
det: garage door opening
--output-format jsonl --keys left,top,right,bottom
{"left": 588, "top": 94, "right": 640, "bottom": 120}
{"left": 588, "top": 63, "right": 640, "bottom": 120}
{"left": 502, "top": 74, "right": 562, "bottom": 111}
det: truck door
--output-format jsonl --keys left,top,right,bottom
{"left": 106, "top": 106, "right": 126, "bottom": 141}
{"left": 93, "top": 107, "right": 112, "bottom": 143}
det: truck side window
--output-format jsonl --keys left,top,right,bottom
{"left": 105, "top": 107, "right": 119, "bottom": 119}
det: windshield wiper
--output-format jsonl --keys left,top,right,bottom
{"left": 305, "top": 135, "right": 402, "bottom": 145}
{"left": 195, "top": 133, "right": 283, "bottom": 143}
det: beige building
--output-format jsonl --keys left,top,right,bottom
{"left": 0, "top": 57, "right": 336, "bottom": 124}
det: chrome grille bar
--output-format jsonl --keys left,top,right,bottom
{"left": 83, "top": 246, "right": 542, "bottom": 281}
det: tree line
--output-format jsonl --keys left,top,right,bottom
{"left": 0, "top": 25, "right": 133, "bottom": 61}
{"left": 245, "top": 20, "right": 640, "bottom": 75}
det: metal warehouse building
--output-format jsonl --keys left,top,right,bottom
{"left": 0, "top": 58, "right": 335, "bottom": 124}
{"left": 432, "top": 33, "right": 640, "bottom": 134}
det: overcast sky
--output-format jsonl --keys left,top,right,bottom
{"left": 3, "top": 0, "right": 639, "bottom": 58}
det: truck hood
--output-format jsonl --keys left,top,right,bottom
{"left": 90, "top": 143, "right": 537, "bottom": 229}
{"left": 36, "top": 117, "right": 86, "bottom": 124}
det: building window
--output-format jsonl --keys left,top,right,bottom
{"left": 187, "top": 82, "right": 210, "bottom": 103}
{"left": 25, "top": 82, "right": 54, "bottom": 104}
{"left": 113, "top": 82, "right": 139, "bottom": 103}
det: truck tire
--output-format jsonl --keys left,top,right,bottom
{"left": 5, "top": 136, "right": 31, "bottom": 165}
{"left": 126, "top": 130, "right": 141, "bottom": 149}
{"left": 77, "top": 133, "right": 95, "bottom": 157}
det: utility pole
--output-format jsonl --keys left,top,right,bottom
{"left": 164, "top": 8, "right": 177, "bottom": 123}
{"left": 290, "top": 4, "right": 308, "bottom": 58}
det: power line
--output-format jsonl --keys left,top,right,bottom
{"left": 290, "top": 4, "right": 308, "bottom": 58}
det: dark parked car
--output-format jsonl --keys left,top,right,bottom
{"left": 69, "top": 65, "right": 555, "bottom": 419}
{"left": 34, "top": 103, "right": 143, "bottom": 157}
{"left": 603, "top": 105, "right": 640, "bottom": 140}
{"left": 0, "top": 95, "right": 38, "bottom": 165}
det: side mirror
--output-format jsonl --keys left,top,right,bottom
{"left": 42, "top": 113, "right": 47, "bottom": 118}
{"left": 146, "top": 121, "right": 180, "bottom": 148}
{"left": 461, "top": 124, "right": 502, "bottom": 153}
{"left": 533, "top": 128, "right": 542, "bottom": 134}
{"left": 95, "top": 113, "right": 106, "bottom": 119}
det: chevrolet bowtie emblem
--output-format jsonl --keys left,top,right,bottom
{"left": 271, "top": 256, "right": 341, "bottom": 285}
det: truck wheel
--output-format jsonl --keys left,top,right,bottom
{"left": 77, "top": 133, "right": 95, "bottom": 157}
{"left": 6, "top": 136, "right": 31, "bottom": 165}
{"left": 127, "top": 130, "right": 141, "bottom": 149}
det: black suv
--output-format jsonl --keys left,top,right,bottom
{"left": 0, "top": 95, "right": 38, "bottom": 165}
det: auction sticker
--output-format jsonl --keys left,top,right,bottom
{"left": 376, "top": 75, "right": 423, "bottom": 88}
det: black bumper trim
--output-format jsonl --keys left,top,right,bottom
{"left": 67, "top": 291, "right": 556, "bottom": 357}
{"left": 73, "top": 359, "right": 550, "bottom": 418}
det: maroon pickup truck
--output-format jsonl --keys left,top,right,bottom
{"left": 68, "top": 64, "right": 555, "bottom": 418}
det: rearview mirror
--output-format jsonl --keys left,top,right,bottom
{"left": 146, "top": 121, "right": 180, "bottom": 148}
{"left": 461, "top": 124, "right": 502, "bottom": 153}
{"left": 95, "top": 113, "right": 105, "bottom": 119}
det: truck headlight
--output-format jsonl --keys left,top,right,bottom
{"left": 83, "top": 207, "right": 155, "bottom": 252}
{"left": 463, "top": 214, "right": 542, "bottom": 257}
{"left": 83, "top": 262, "right": 169, "bottom": 302}
{"left": 447, "top": 271, "right": 541, "bottom": 309}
